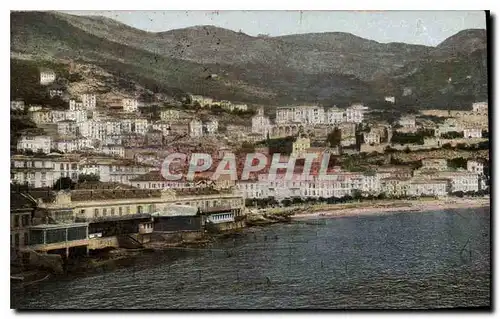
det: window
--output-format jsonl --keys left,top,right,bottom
{"left": 103, "top": 209, "right": 107, "bottom": 217}
{"left": 94, "top": 209, "right": 99, "bottom": 217}
{"left": 24, "top": 232, "right": 29, "bottom": 246}
{"left": 60, "top": 163, "right": 64, "bottom": 170}
{"left": 111, "top": 208, "right": 115, "bottom": 216}
{"left": 137, "top": 206, "right": 143, "bottom": 214}
{"left": 14, "top": 215, "right": 19, "bottom": 228}
{"left": 126, "top": 206, "right": 130, "bottom": 214}
{"left": 119, "top": 207, "right": 123, "bottom": 216}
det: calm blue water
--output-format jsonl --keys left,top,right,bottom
{"left": 12, "top": 207, "right": 491, "bottom": 309}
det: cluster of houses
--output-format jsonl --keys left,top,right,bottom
{"left": 235, "top": 157, "right": 488, "bottom": 201}
{"left": 14, "top": 79, "right": 224, "bottom": 157}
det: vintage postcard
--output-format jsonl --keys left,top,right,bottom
{"left": 10, "top": 10, "right": 490, "bottom": 310}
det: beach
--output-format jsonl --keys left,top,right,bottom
{"left": 291, "top": 197, "right": 491, "bottom": 220}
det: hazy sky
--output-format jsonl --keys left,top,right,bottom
{"left": 62, "top": 10, "right": 487, "bottom": 46}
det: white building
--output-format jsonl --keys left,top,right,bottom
{"left": 160, "top": 109, "right": 180, "bottom": 121}
{"left": 122, "top": 98, "right": 139, "bottom": 113}
{"left": 251, "top": 107, "right": 272, "bottom": 136}
{"left": 17, "top": 135, "right": 52, "bottom": 154}
{"left": 190, "top": 95, "right": 213, "bottom": 107}
{"left": 467, "top": 159, "right": 485, "bottom": 175}
{"left": 152, "top": 121, "right": 171, "bottom": 137}
{"left": 430, "top": 171, "right": 480, "bottom": 193}
{"left": 11, "top": 156, "right": 56, "bottom": 188}
{"left": 463, "top": 128, "right": 482, "bottom": 138}
{"left": 30, "top": 109, "right": 52, "bottom": 125}
{"left": 102, "top": 135, "right": 123, "bottom": 146}
{"left": 134, "top": 118, "right": 149, "bottom": 135}
{"left": 57, "top": 120, "right": 79, "bottom": 136}
{"left": 398, "top": 115, "right": 416, "bottom": 128}
{"left": 472, "top": 101, "right": 488, "bottom": 114}
{"left": 11, "top": 100, "right": 25, "bottom": 111}
{"left": 101, "top": 145, "right": 126, "bottom": 158}
{"left": 276, "top": 105, "right": 326, "bottom": 125}
{"left": 78, "top": 120, "right": 107, "bottom": 141}
{"left": 65, "top": 110, "right": 87, "bottom": 123}
{"left": 189, "top": 119, "right": 203, "bottom": 138}
{"left": 81, "top": 94, "right": 97, "bottom": 110}
{"left": 104, "top": 120, "right": 122, "bottom": 136}
{"left": 421, "top": 158, "right": 448, "bottom": 171}
{"left": 435, "top": 118, "right": 462, "bottom": 137}
{"left": 345, "top": 104, "right": 366, "bottom": 124}
{"left": 40, "top": 70, "right": 56, "bottom": 85}
{"left": 363, "top": 131, "right": 381, "bottom": 145}
{"left": 326, "top": 107, "right": 344, "bottom": 124}
{"left": 204, "top": 119, "right": 219, "bottom": 135}
{"left": 385, "top": 96, "right": 396, "bottom": 104}
{"left": 69, "top": 99, "right": 84, "bottom": 111}
{"left": 55, "top": 138, "right": 93, "bottom": 153}
{"left": 407, "top": 179, "right": 448, "bottom": 197}
{"left": 362, "top": 174, "right": 381, "bottom": 195}
{"left": 341, "top": 137, "right": 357, "bottom": 147}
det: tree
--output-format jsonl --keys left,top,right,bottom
{"left": 441, "top": 131, "right": 462, "bottom": 139}
{"left": 352, "top": 189, "right": 363, "bottom": 200}
{"left": 53, "top": 177, "right": 74, "bottom": 190}
{"left": 281, "top": 199, "right": 292, "bottom": 207}
{"left": 78, "top": 174, "right": 100, "bottom": 183}
{"left": 327, "top": 127, "right": 342, "bottom": 147}
{"left": 447, "top": 157, "right": 467, "bottom": 170}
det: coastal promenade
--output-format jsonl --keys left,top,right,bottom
{"left": 290, "top": 197, "right": 490, "bottom": 219}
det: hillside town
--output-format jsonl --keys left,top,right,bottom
{"left": 11, "top": 64, "right": 490, "bottom": 270}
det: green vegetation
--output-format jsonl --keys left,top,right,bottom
{"left": 447, "top": 157, "right": 468, "bottom": 170}
{"left": 391, "top": 129, "right": 434, "bottom": 145}
{"left": 53, "top": 177, "right": 75, "bottom": 190}
{"left": 326, "top": 127, "right": 342, "bottom": 147}
{"left": 257, "top": 136, "right": 294, "bottom": 155}
{"left": 441, "top": 131, "right": 462, "bottom": 139}
{"left": 78, "top": 174, "right": 100, "bottom": 183}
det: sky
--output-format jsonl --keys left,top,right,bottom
{"left": 61, "top": 11, "right": 487, "bottom": 46}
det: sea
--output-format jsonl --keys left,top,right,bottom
{"left": 11, "top": 207, "right": 491, "bottom": 310}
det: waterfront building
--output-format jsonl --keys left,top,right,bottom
{"left": 11, "top": 190, "right": 36, "bottom": 251}
{"left": 406, "top": 179, "right": 449, "bottom": 197}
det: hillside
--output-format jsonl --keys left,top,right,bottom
{"left": 10, "top": 11, "right": 488, "bottom": 108}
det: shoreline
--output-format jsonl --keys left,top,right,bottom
{"left": 290, "top": 198, "right": 490, "bottom": 220}
{"left": 13, "top": 198, "right": 489, "bottom": 286}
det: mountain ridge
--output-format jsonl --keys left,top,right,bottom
{"left": 11, "top": 11, "right": 488, "bottom": 108}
